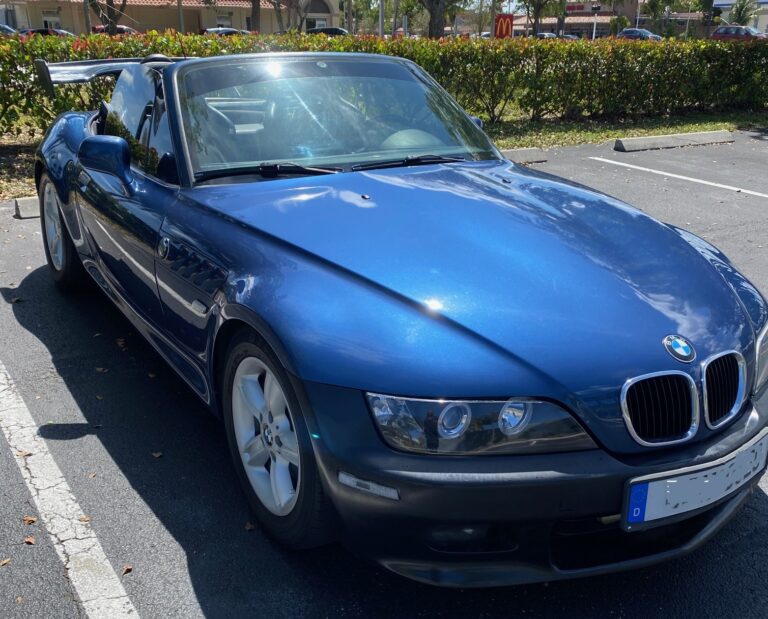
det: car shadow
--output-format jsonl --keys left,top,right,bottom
{"left": 742, "top": 126, "right": 768, "bottom": 141}
{"left": 3, "top": 267, "right": 768, "bottom": 618}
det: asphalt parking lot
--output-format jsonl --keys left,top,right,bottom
{"left": 1, "top": 130, "right": 767, "bottom": 618}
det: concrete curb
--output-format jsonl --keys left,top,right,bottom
{"left": 501, "top": 147, "right": 548, "bottom": 165}
{"left": 613, "top": 130, "right": 734, "bottom": 153}
{"left": 14, "top": 196, "right": 38, "bottom": 219}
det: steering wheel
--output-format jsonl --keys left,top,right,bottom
{"left": 206, "top": 105, "right": 236, "bottom": 137}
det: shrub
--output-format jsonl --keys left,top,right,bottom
{"left": 1, "top": 32, "right": 767, "bottom": 135}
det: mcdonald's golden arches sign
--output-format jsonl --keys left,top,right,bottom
{"left": 494, "top": 14, "right": 514, "bottom": 39}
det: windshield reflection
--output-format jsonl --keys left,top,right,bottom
{"left": 177, "top": 56, "right": 500, "bottom": 179}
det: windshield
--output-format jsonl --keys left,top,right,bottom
{"left": 176, "top": 56, "right": 500, "bottom": 179}
{"left": 746, "top": 27, "right": 761, "bottom": 35}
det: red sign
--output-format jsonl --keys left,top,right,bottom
{"left": 494, "top": 14, "right": 514, "bottom": 39}
{"left": 566, "top": 4, "right": 586, "bottom": 10}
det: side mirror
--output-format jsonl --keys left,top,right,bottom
{"left": 78, "top": 135, "right": 133, "bottom": 187}
{"left": 470, "top": 116, "right": 484, "bottom": 129}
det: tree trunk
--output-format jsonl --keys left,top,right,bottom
{"left": 346, "top": 0, "right": 354, "bottom": 32}
{"left": 392, "top": 0, "right": 399, "bottom": 36}
{"left": 532, "top": 7, "right": 543, "bottom": 35}
{"left": 251, "top": 0, "right": 261, "bottom": 32}
{"left": 427, "top": 3, "right": 446, "bottom": 37}
{"left": 84, "top": 0, "right": 92, "bottom": 33}
{"left": 270, "top": 1, "right": 285, "bottom": 32}
{"left": 490, "top": 0, "right": 496, "bottom": 38}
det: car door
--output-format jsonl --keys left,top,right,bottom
{"left": 153, "top": 83, "right": 231, "bottom": 372}
{"left": 76, "top": 64, "right": 167, "bottom": 327}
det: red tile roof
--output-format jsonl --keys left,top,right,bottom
{"left": 67, "top": 0, "right": 275, "bottom": 8}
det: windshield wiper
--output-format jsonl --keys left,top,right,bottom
{"left": 195, "top": 162, "right": 341, "bottom": 182}
{"left": 350, "top": 154, "right": 468, "bottom": 172}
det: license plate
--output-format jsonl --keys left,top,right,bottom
{"left": 623, "top": 433, "right": 768, "bottom": 531}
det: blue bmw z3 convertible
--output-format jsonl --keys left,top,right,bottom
{"left": 34, "top": 52, "right": 768, "bottom": 587}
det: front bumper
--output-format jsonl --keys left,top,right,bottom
{"left": 298, "top": 380, "right": 768, "bottom": 587}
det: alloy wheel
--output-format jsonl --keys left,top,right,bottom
{"left": 231, "top": 357, "right": 301, "bottom": 516}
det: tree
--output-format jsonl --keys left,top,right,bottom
{"left": 90, "top": 0, "right": 128, "bottom": 35}
{"left": 286, "top": 0, "right": 313, "bottom": 29}
{"left": 250, "top": 0, "right": 261, "bottom": 33}
{"left": 84, "top": 0, "right": 92, "bottom": 33}
{"left": 610, "top": 14, "right": 630, "bottom": 34}
{"left": 419, "top": 0, "right": 468, "bottom": 37}
{"left": 400, "top": 0, "right": 427, "bottom": 34}
{"left": 517, "top": 0, "right": 556, "bottom": 35}
{"left": 392, "top": 0, "right": 400, "bottom": 35}
{"left": 642, "top": 0, "right": 665, "bottom": 27}
{"left": 547, "top": 0, "right": 566, "bottom": 35}
{"left": 468, "top": 0, "right": 495, "bottom": 35}
{"left": 730, "top": 0, "right": 758, "bottom": 25}
{"left": 420, "top": 0, "right": 449, "bottom": 36}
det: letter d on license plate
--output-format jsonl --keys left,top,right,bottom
{"left": 623, "top": 433, "right": 768, "bottom": 531}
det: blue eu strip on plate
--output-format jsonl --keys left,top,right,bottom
{"left": 627, "top": 481, "right": 649, "bottom": 524}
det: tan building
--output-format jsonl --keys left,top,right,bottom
{"left": 512, "top": 1, "right": 643, "bottom": 38}
{"left": 1, "top": 0, "right": 338, "bottom": 34}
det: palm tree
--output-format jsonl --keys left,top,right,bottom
{"left": 730, "top": 0, "right": 759, "bottom": 25}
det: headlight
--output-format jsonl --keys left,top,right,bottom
{"left": 755, "top": 322, "right": 768, "bottom": 395}
{"left": 366, "top": 393, "right": 596, "bottom": 455}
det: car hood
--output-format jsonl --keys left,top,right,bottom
{"left": 189, "top": 161, "right": 753, "bottom": 446}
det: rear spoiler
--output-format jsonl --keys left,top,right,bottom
{"left": 34, "top": 56, "right": 183, "bottom": 97}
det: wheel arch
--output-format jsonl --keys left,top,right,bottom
{"left": 34, "top": 159, "right": 44, "bottom": 191}
{"left": 210, "top": 306, "right": 299, "bottom": 418}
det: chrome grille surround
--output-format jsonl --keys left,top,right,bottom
{"left": 620, "top": 371, "right": 699, "bottom": 447}
{"left": 701, "top": 350, "right": 746, "bottom": 430}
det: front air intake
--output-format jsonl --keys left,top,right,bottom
{"left": 703, "top": 352, "right": 745, "bottom": 429}
{"left": 622, "top": 372, "right": 698, "bottom": 446}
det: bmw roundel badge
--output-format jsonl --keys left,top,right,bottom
{"left": 663, "top": 335, "right": 696, "bottom": 363}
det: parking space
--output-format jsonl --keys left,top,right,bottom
{"left": 1, "top": 132, "right": 768, "bottom": 617}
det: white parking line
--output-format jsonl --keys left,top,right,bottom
{"left": 590, "top": 157, "right": 768, "bottom": 200}
{"left": 0, "top": 361, "right": 138, "bottom": 618}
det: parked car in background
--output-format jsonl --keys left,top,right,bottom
{"left": 306, "top": 26, "right": 348, "bottom": 36}
{"left": 536, "top": 32, "right": 558, "bottom": 39}
{"left": 0, "top": 24, "right": 16, "bottom": 36}
{"left": 559, "top": 33, "right": 579, "bottom": 40}
{"left": 616, "top": 28, "right": 662, "bottom": 41}
{"left": 201, "top": 27, "right": 248, "bottom": 36}
{"left": 19, "top": 28, "right": 75, "bottom": 37}
{"left": 711, "top": 25, "right": 768, "bottom": 41}
{"left": 92, "top": 24, "right": 139, "bottom": 35}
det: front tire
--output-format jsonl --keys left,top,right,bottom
{"left": 222, "top": 330, "right": 335, "bottom": 548}
{"left": 39, "top": 173, "right": 88, "bottom": 291}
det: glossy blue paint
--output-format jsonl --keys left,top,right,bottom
{"left": 36, "top": 53, "right": 768, "bottom": 460}
{"left": 179, "top": 161, "right": 762, "bottom": 453}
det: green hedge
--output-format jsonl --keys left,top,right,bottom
{"left": 1, "top": 32, "right": 767, "bottom": 135}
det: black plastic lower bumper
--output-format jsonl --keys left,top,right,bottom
{"left": 380, "top": 484, "right": 755, "bottom": 587}
{"left": 298, "top": 380, "right": 768, "bottom": 587}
